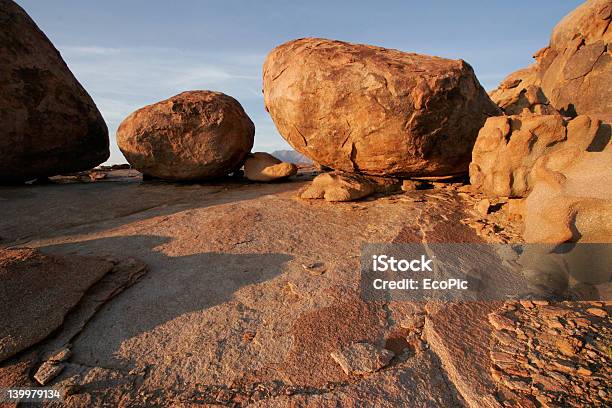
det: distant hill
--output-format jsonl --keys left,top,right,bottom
{"left": 271, "top": 150, "right": 312, "bottom": 164}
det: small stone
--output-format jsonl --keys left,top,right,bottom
{"left": 88, "top": 171, "right": 107, "bottom": 181}
{"left": 557, "top": 338, "right": 576, "bottom": 357}
{"left": 330, "top": 342, "right": 394, "bottom": 376}
{"left": 399, "top": 313, "right": 425, "bottom": 330}
{"left": 552, "top": 359, "right": 575, "bottom": 374}
{"left": 488, "top": 312, "right": 516, "bottom": 331}
{"left": 244, "top": 152, "right": 298, "bottom": 182}
{"left": 301, "top": 172, "right": 374, "bottom": 202}
{"left": 519, "top": 300, "right": 535, "bottom": 309}
{"left": 242, "top": 331, "right": 256, "bottom": 342}
{"left": 586, "top": 308, "right": 607, "bottom": 317}
{"left": 34, "top": 361, "right": 64, "bottom": 385}
{"left": 301, "top": 262, "right": 327, "bottom": 275}
{"left": 474, "top": 198, "right": 491, "bottom": 216}
{"left": 47, "top": 347, "right": 71, "bottom": 362}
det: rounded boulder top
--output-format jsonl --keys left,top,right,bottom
{"left": 0, "top": 0, "right": 109, "bottom": 183}
{"left": 263, "top": 38, "right": 499, "bottom": 178}
{"left": 117, "top": 91, "right": 255, "bottom": 181}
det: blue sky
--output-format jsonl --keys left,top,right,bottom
{"left": 17, "top": 0, "right": 582, "bottom": 164}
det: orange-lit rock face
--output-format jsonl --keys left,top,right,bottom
{"left": 117, "top": 91, "right": 254, "bottom": 181}
{"left": 263, "top": 38, "right": 499, "bottom": 177}
{"left": 490, "top": 0, "right": 612, "bottom": 117}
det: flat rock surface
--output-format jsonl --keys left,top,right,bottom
{"left": 0, "top": 170, "right": 533, "bottom": 406}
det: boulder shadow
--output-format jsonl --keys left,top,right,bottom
{"left": 0, "top": 177, "right": 302, "bottom": 244}
{"left": 37, "top": 234, "right": 292, "bottom": 372}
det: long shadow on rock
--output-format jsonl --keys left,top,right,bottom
{"left": 37, "top": 234, "right": 292, "bottom": 372}
{"left": 0, "top": 178, "right": 301, "bottom": 245}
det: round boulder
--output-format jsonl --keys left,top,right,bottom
{"left": 0, "top": 0, "right": 109, "bottom": 183}
{"left": 263, "top": 38, "right": 499, "bottom": 177}
{"left": 117, "top": 91, "right": 254, "bottom": 180}
{"left": 243, "top": 152, "right": 297, "bottom": 182}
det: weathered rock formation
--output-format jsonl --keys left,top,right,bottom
{"left": 243, "top": 152, "right": 297, "bottom": 182}
{"left": 117, "top": 91, "right": 254, "bottom": 180}
{"left": 490, "top": 0, "right": 611, "bottom": 117}
{"left": 524, "top": 146, "right": 612, "bottom": 243}
{"left": 263, "top": 38, "right": 499, "bottom": 177}
{"left": 0, "top": 0, "right": 110, "bottom": 183}
{"left": 470, "top": 113, "right": 609, "bottom": 198}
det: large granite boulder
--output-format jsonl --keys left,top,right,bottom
{"left": 0, "top": 0, "right": 109, "bottom": 183}
{"left": 263, "top": 38, "right": 499, "bottom": 177}
{"left": 117, "top": 91, "right": 254, "bottom": 181}
{"left": 469, "top": 113, "right": 609, "bottom": 198}
{"left": 490, "top": 0, "right": 611, "bottom": 116}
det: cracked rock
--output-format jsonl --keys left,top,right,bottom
{"left": 489, "top": 301, "right": 611, "bottom": 407}
{"left": 34, "top": 361, "right": 64, "bottom": 385}
{"left": 263, "top": 37, "right": 499, "bottom": 177}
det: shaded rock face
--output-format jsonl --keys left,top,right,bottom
{"left": 469, "top": 113, "right": 609, "bottom": 198}
{"left": 243, "top": 152, "right": 297, "bottom": 182}
{"left": 0, "top": 0, "right": 109, "bottom": 183}
{"left": 263, "top": 38, "right": 499, "bottom": 177}
{"left": 490, "top": 0, "right": 611, "bottom": 117}
{"left": 117, "top": 91, "right": 254, "bottom": 180}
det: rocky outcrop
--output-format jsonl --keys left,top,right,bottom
{"left": 117, "top": 91, "right": 254, "bottom": 181}
{"left": 469, "top": 113, "right": 609, "bottom": 198}
{"left": 263, "top": 38, "right": 499, "bottom": 177}
{"left": 490, "top": 0, "right": 611, "bottom": 117}
{"left": 243, "top": 152, "right": 297, "bottom": 182}
{"left": 0, "top": 0, "right": 109, "bottom": 183}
